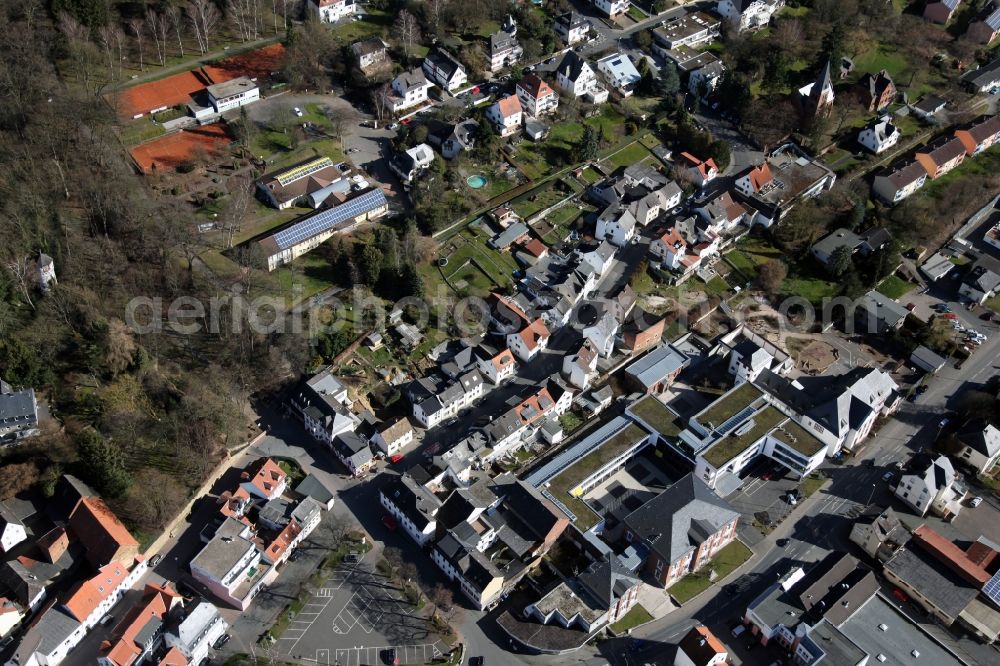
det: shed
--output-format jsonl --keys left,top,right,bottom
{"left": 911, "top": 345, "right": 947, "bottom": 373}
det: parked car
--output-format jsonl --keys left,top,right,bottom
{"left": 100, "top": 614, "right": 115, "bottom": 626}
{"left": 213, "top": 633, "right": 231, "bottom": 650}
{"left": 149, "top": 554, "right": 163, "bottom": 567}
{"left": 970, "top": 496, "right": 984, "bottom": 508}
{"left": 293, "top": 107, "right": 303, "bottom": 117}
{"left": 882, "top": 471, "right": 894, "bottom": 482}
{"left": 382, "top": 515, "right": 398, "bottom": 531}
{"left": 939, "top": 417, "right": 951, "bottom": 429}
{"left": 731, "top": 624, "right": 746, "bottom": 638}
{"left": 389, "top": 454, "right": 404, "bottom": 464}
{"left": 941, "top": 313, "right": 958, "bottom": 320}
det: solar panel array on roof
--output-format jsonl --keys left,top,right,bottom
{"left": 275, "top": 157, "right": 335, "bottom": 187}
{"left": 984, "top": 569, "right": 1000, "bottom": 606}
{"left": 271, "top": 188, "right": 387, "bottom": 250}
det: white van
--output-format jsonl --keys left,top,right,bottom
{"left": 731, "top": 624, "right": 746, "bottom": 638}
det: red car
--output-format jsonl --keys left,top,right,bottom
{"left": 389, "top": 454, "right": 404, "bottom": 464}
{"left": 761, "top": 472, "right": 773, "bottom": 481}
{"left": 401, "top": 117, "right": 412, "bottom": 125}
{"left": 892, "top": 588, "right": 910, "bottom": 603}
{"left": 940, "top": 313, "right": 958, "bottom": 320}
{"left": 382, "top": 515, "right": 398, "bottom": 531}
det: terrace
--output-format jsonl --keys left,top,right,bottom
{"left": 701, "top": 406, "right": 785, "bottom": 468}
{"left": 769, "top": 418, "right": 826, "bottom": 458}
{"left": 628, "top": 395, "right": 683, "bottom": 440}
{"left": 544, "top": 422, "right": 650, "bottom": 531}
{"left": 695, "top": 382, "right": 763, "bottom": 431}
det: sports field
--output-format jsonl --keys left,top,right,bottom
{"left": 129, "top": 123, "right": 233, "bottom": 173}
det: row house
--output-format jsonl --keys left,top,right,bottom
{"left": 482, "top": 383, "right": 568, "bottom": 461}
{"left": 915, "top": 135, "right": 966, "bottom": 179}
{"left": 379, "top": 474, "right": 442, "bottom": 547}
{"left": 595, "top": 206, "right": 638, "bottom": 247}
{"left": 330, "top": 432, "right": 375, "bottom": 477}
{"left": 516, "top": 74, "right": 559, "bottom": 117}
{"left": 412, "top": 370, "right": 485, "bottom": 428}
{"left": 955, "top": 114, "right": 1000, "bottom": 156}
{"left": 583, "top": 303, "right": 623, "bottom": 358}
{"left": 872, "top": 160, "right": 927, "bottom": 204}
{"left": 563, "top": 340, "right": 599, "bottom": 390}
{"left": 371, "top": 417, "right": 415, "bottom": 458}
{"left": 98, "top": 583, "right": 182, "bottom": 666}
{"left": 163, "top": 602, "right": 228, "bottom": 666}
{"left": 650, "top": 218, "right": 720, "bottom": 278}
{"left": 423, "top": 48, "right": 467, "bottom": 92}
{"left": 290, "top": 371, "right": 361, "bottom": 448}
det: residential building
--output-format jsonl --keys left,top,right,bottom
{"left": 0, "top": 598, "right": 21, "bottom": 639}
{"left": 205, "top": 77, "right": 258, "bottom": 115}
{"left": 243, "top": 187, "right": 389, "bottom": 271}
{"left": 507, "top": 318, "right": 550, "bottom": 363}
{"left": 474, "top": 345, "right": 517, "bottom": 385}
{"left": 423, "top": 48, "right": 467, "bottom": 91}
{"left": 350, "top": 38, "right": 388, "bottom": 72}
{"left": 238, "top": 457, "right": 287, "bottom": 501}
{"left": 0, "top": 381, "right": 38, "bottom": 443}
{"left": 716, "top": 0, "right": 783, "bottom": 32}
{"left": 961, "top": 56, "right": 1000, "bottom": 92}
{"left": 390, "top": 143, "right": 435, "bottom": 184}
{"left": 583, "top": 304, "right": 621, "bottom": 358}
{"left": 623, "top": 474, "right": 739, "bottom": 589}
{"left": 486, "top": 21, "right": 522, "bottom": 73}
{"left": 848, "top": 506, "right": 909, "bottom": 563}
{"left": 967, "top": 2, "right": 1000, "bottom": 44}
{"left": 895, "top": 455, "right": 965, "bottom": 518}
{"left": 856, "top": 290, "right": 909, "bottom": 334}
{"left": 255, "top": 157, "right": 348, "bottom": 210}
{"left": 431, "top": 532, "right": 504, "bottom": 610}
{"left": 624, "top": 345, "right": 689, "bottom": 394}
{"left": 591, "top": 165, "right": 681, "bottom": 226}
{"left": 412, "top": 370, "right": 484, "bottom": 428}
{"left": 954, "top": 421, "right": 1000, "bottom": 474}
{"left": 11, "top": 560, "right": 146, "bottom": 666}
{"left": 385, "top": 68, "right": 432, "bottom": 113}
{"left": 674, "top": 625, "right": 728, "bottom": 666}
{"left": 380, "top": 474, "right": 441, "bottom": 547}
{"left": 554, "top": 51, "right": 608, "bottom": 104}
{"left": 290, "top": 370, "right": 360, "bottom": 447}
{"left": 924, "top": 0, "right": 961, "bottom": 23}
{"left": 695, "top": 191, "right": 747, "bottom": 233}
{"left": 872, "top": 160, "right": 927, "bottom": 204}
{"left": 554, "top": 11, "right": 590, "bottom": 45}
{"left": 485, "top": 95, "right": 523, "bottom": 137}
{"left": 795, "top": 60, "right": 835, "bottom": 118}
{"left": 331, "top": 432, "right": 375, "bottom": 477}
{"left": 98, "top": 583, "right": 182, "bottom": 666}
{"left": 516, "top": 74, "right": 559, "bottom": 117}
{"left": 955, "top": 114, "right": 1000, "bottom": 156}
{"left": 164, "top": 601, "right": 228, "bottom": 666}
{"left": 858, "top": 117, "right": 901, "bottom": 154}
{"left": 190, "top": 518, "right": 271, "bottom": 610}
{"left": 910, "top": 94, "right": 948, "bottom": 119}
{"left": 921, "top": 251, "right": 956, "bottom": 281}
{"left": 0, "top": 503, "right": 27, "bottom": 553}
{"left": 595, "top": 206, "right": 637, "bottom": 247}
{"left": 649, "top": 217, "right": 720, "bottom": 277}
{"left": 68, "top": 497, "right": 140, "bottom": 568}
{"left": 959, "top": 265, "right": 1000, "bottom": 304}
{"left": 680, "top": 152, "right": 718, "bottom": 187}
{"left": 597, "top": 53, "right": 641, "bottom": 97}
{"left": 490, "top": 222, "right": 530, "bottom": 250}
{"left": 732, "top": 144, "right": 836, "bottom": 226}
{"left": 425, "top": 118, "right": 476, "bottom": 159}
{"left": 309, "top": 0, "right": 359, "bottom": 23}
{"left": 563, "top": 340, "right": 599, "bottom": 390}
{"left": 915, "top": 135, "right": 966, "bottom": 178}
{"left": 652, "top": 12, "right": 721, "bottom": 50}
{"left": 688, "top": 59, "right": 725, "bottom": 97}
{"left": 621, "top": 308, "right": 665, "bottom": 354}
{"left": 857, "top": 70, "right": 896, "bottom": 112}
{"left": 579, "top": 240, "right": 616, "bottom": 278}
{"left": 719, "top": 326, "right": 793, "bottom": 384}
{"left": 591, "top": 0, "right": 629, "bottom": 18}
{"left": 371, "top": 417, "right": 414, "bottom": 458}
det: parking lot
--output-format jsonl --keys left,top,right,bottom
{"left": 273, "top": 554, "right": 444, "bottom": 665}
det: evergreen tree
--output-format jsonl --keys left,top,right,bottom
{"left": 75, "top": 429, "right": 131, "bottom": 498}
{"left": 579, "top": 125, "right": 600, "bottom": 162}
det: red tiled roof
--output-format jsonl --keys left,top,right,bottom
{"left": 746, "top": 163, "right": 773, "bottom": 191}
{"left": 491, "top": 348, "right": 516, "bottom": 371}
{"left": 102, "top": 583, "right": 181, "bottom": 666}
{"left": 518, "top": 74, "right": 555, "bottom": 99}
{"left": 521, "top": 238, "right": 549, "bottom": 258}
{"left": 496, "top": 94, "right": 523, "bottom": 118}
{"left": 265, "top": 520, "right": 302, "bottom": 562}
{"left": 519, "top": 318, "right": 550, "bottom": 351}
{"left": 243, "top": 458, "right": 287, "bottom": 498}
{"left": 158, "top": 647, "right": 188, "bottom": 666}
{"left": 63, "top": 561, "right": 129, "bottom": 623}
{"left": 658, "top": 226, "right": 686, "bottom": 249}
{"left": 911, "top": 524, "right": 991, "bottom": 586}
{"left": 966, "top": 541, "right": 999, "bottom": 570}
{"left": 69, "top": 497, "right": 139, "bottom": 567}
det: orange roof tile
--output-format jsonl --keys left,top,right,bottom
{"left": 159, "top": 647, "right": 188, "bottom": 666}
{"left": 266, "top": 521, "right": 302, "bottom": 562}
{"left": 491, "top": 349, "right": 516, "bottom": 372}
{"left": 102, "top": 583, "right": 180, "bottom": 666}
{"left": 746, "top": 163, "right": 773, "bottom": 191}
{"left": 519, "top": 318, "right": 550, "bottom": 351}
{"left": 521, "top": 238, "right": 549, "bottom": 258}
{"left": 496, "top": 94, "right": 523, "bottom": 118}
{"left": 63, "top": 561, "right": 129, "bottom": 623}
{"left": 244, "top": 458, "right": 287, "bottom": 498}
{"left": 518, "top": 74, "right": 556, "bottom": 99}
{"left": 69, "top": 497, "right": 139, "bottom": 567}
{"left": 658, "top": 226, "right": 687, "bottom": 249}
{"left": 912, "top": 524, "right": 991, "bottom": 586}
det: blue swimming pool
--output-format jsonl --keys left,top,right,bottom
{"left": 467, "top": 175, "right": 488, "bottom": 189}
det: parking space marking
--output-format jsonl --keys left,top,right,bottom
{"left": 323, "top": 644, "right": 440, "bottom": 666}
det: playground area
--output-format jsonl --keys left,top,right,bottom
{"left": 129, "top": 122, "right": 233, "bottom": 174}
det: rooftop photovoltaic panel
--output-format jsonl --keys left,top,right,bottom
{"left": 984, "top": 570, "right": 1000, "bottom": 606}
{"left": 275, "top": 157, "right": 335, "bottom": 187}
{"left": 271, "top": 188, "right": 387, "bottom": 251}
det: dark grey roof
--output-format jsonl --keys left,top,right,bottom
{"left": 295, "top": 473, "right": 335, "bottom": 506}
{"left": 860, "top": 290, "right": 909, "bottom": 328}
{"left": 812, "top": 228, "right": 862, "bottom": 260}
{"left": 623, "top": 473, "right": 738, "bottom": 565}
{"left": 425, "top": 48, "right": 465, "bottom": 80}
{"left": 958, "top": 421, "right": 1000, "bottom": 458}
{"left": 395, "top": 67, "right": 428, "bottom": 92}
{"left": 489, "top": 473, "right": 562, "bottom": 542}
{"left": 961, "top": 57, "right": 1000, "bottom": 88}
{"left": 556, "top": 11, "right": 588, "bottom": 30}
{"left": 840, "top": 594, "right": 967, "bottom": 666}
{"left": 963, "top": 265, "right": 1000, "bottom": 293}
{"left": 259, "top": 498, "right": 294, "bottom": 526}
{"left": 576, "top": 553, "right": 641, "bottom": 609}
{"left": 555, "top": 50, "right": 590, "bottom": 83}
{"left": 134, "top": 615, "right": 163, "bottom": 647}
{"left": 884, "top": 545, "right": 978, "bottom": 619}
{"left": 381, "top": 474, "right": 440, "bottom": 531}
{"left": 13, "top": 608, "right": 80, "bottom": 663}
{"left": 0, "top": 387, "right": 36, "bottom": 421}
{"left": 624, "top": 345, "right": 689, "bottom": 389}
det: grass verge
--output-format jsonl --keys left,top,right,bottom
{"left": 670, "top": 540, "right": 753, "bottom": 604}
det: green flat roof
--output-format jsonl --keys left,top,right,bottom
{"left": 696, "top": 382, "right": 763, "bottom": 430}
{"left": 628, "top": 395, "right": 682, "bottom": 439}
{"left": 702, "top": 406, "right": 785, "bottom": 468}
{"left": 547, "top": 422, "right": 649, "bottom": 531}
{"left": 769, "top": 418, "right": 826, "bottom": 458}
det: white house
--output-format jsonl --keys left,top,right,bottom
{"left": 650, "top": 220, "right": 720, "bottom": 276}
{"left": 385, "top": 68, "right": 432, "bottom": 113}
{"left": 380, "top": 475, "right": 440, "bottom": 547}
{"left": 596, "top": 206, "right": 637, "bottom": 247}
{"left": 474, "top": 346, "right": 517, "bottom": 385}
{"left": 584, "top": 308, "right": 621, "bottom": 358}
{"left": 0, "top": 505, "right": 27, "bottom": 553}
{"left": 309, "top": 0, "right": 359, "bottom": 23}
{"left": 516, "top": 74, "right": 560, "bottom": 117}
{"left": 597, "top": 53, "right": 641, "bottom": 97}
{"left": 164, "top": 602, "right": 228, "bottom": 666}
{"left": 681, "top": 152, "right": 718, "bottom": 187}
{"left": 858, "top": 117, "right": 901, "bottom": 154}
{"left": 371, "top": 417, "right": 415, "bottom": 457}
{"left": 959, "top": 266, "right": 1000, "bottom": 305}
{"left": 895, "top": 456, "right": 965, "bottom": 519}
{"left": 412, "top": 371, "right": 484, "bottom": 429}
{"left": 580, "top": 240, "right": 616, "bottom": 278}
{"left": 190, "top": 518, "right": 271, "bottom": 610}
{"left": 695, "top": 191, "right": 747, "bottom": 234}
{"left": 554, "top": 12, "right": 591, "bottom": 45}
{"left": 423, "top": 48, "right": 467, "bottom": 92}
{"left": 206, "top": 77, "right": 259, "bottom": 114}
{"left": 591, "top": 0, "right": 629, "bottom": 18}
{"left": 554, "top": 51, "right": 609, "bottom": 104}
{"left": 563, "top": 340, "right": 599, "bottom": 390}
{"left": 507, "top": 319, "right": 550, "bottom": 363}
{"left": 688, "top": 60, "right": 726, "bottom": 97}
{"left": 954, "top": 422, "right": 1000, "bottom": 475}
{"left": 485, "top": 95, "right": 523, "bottom": 137}
{"left": 716, "top": 0, "right": 784, "bottom": 32}
{"left": 486, "top": 20, "right": 522, "bottom": 73}
{"left": 390, "top": 143, "right": 435, "bottom": 184}
{"left": 872, "top": 160, "right": 927, "bottom": 204}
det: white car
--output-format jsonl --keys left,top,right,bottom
{"left": 293, "top": 107, "right": 304, "bottom": 117}
{"left": 970, "top": 496, "right": 983, "bottom": 507}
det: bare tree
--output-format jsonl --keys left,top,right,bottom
{"left": 427, "top": 0, "right": 447, "bottom": 35}
{"left": 166, "top": 6, "right": 185, "bottom": 58}
{"left": 373, "top": 83, "right": 391, "bottom": 122}
{"left": 189, "top": 0, "right": 220, "bottom": 54}
{"left": 223, "top": 175, "right": 255, "bottom": 248}
{"left": 97, "top": 25, "right": 118, "bottom": 80}
{"left": 129, "top": 17, "right": 146, "bottom": 71}
{"left": 147, "top": 8, "right": 165, "bottom": 66}
{"left": 393, "top": 10, "right": 420, "bottom": 60}
{"left": 5, "top": 256, "right": 36, "bottom": 310}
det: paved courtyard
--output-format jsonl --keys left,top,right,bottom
{"left": 273, "top": 554, "right": 446, "bottom": 666}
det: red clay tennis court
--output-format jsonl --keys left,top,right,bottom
{"left": 114, "top": 43, "right": 286, "bottom": 119}
{"left": 130, "top": 123, "right": 233, "bottom": 174}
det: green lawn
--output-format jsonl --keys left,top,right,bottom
{"left": 877, "top": 275, "right": 914, "bottom": 300}
{"left": 724, "top": 250, "right": 760, "bottom": 280}
{"left": 580, "top": 166, "right": 602, "bottom": 184}
{"left": 604, "top": 141, "right": 653, "bottom": 170}
{"left": 670, "top": 540, "right": 753, "bottom": 604}
{"left": 853, "top": 45, "right": 910, "bottom": 81}
{"left": 609, "top": 604, "right": 653, "bottom": 634}
{"left": 120, "top": 120, "right": 166, "bottom": 147}
{"left": 701, "top": 275, "right": 730, "bottom": 297}
{"left": 800, "top": 472, "right": 828, "bottom": 498}
{"left": 330, "top": 8, "right": 393, "bottom": 42}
